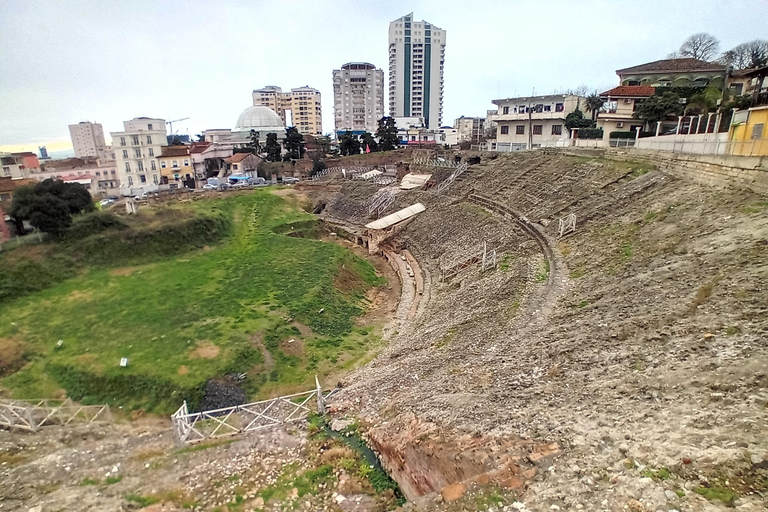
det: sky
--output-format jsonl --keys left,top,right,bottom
{"left": 1, "top": 0, "right": 767, "bottom": 153}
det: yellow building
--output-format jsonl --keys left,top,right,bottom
{"left": 730, "top": 105, "right": 768, "bottom": 156}
{"left": 252, "top": 85, "right": 323, "bottom": 136}
{"left": 157, "top": 145, "right": 194, "bottom": 184}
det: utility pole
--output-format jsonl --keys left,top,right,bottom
{"left": 528, "top": 104, "right": 533, "bottom": 150}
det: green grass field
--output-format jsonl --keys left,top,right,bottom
{"left": 0, "top": 190, "right": 385, "bottom": 412}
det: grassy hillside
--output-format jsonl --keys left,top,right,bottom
{"left": 0, "top": 190, "right": 384, "bottom": 412}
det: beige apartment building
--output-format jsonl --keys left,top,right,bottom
{"left": 333, "top": 62, "right": 385, "bottom": 136}
{"left": 251, "top": 85, "right": 322, "bottom": 136}
{"left": 491, "top": 94, "right": 585, "bottom": 151}
{"left": 454, "top": 116, "right": 485, "bottom": 144}
{"left": 110, "top": 117, "right": 167, "bottom": 194}
{"left": 69, "top": 121, "right": 110, "bottom": 161}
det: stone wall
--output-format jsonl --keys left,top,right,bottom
{"left": 558, "top": 147, "right": 768, "bottom": 195}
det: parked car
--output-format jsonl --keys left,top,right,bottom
{"left": 231, "top": 181, "right": 250, "bottom": 189}
{"left": 283, "top": 177, "right": 299, "bottom": 184}
{"left": 135, "top": 193, "right": 147, "bottom": 200}
{"left": 99, "top": 198, "right": 114, "bottom": 207}
{"left": 219, "top": 183, "right": 232, "bottom": 190}
{"left": 202, "top": 183, "right": 217, "bottom": 191}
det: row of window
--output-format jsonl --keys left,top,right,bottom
{"left": 119, "top": 135, "right": 154, "bottom": 146}
{"left": 501, "top": 103, "right": 565, "bottom": 115}
{"left": 124, "top": 161, "right": 157, "bottom": 172}
{"left": 160, "top": 159, "right": 190, "bottom": 168}
{"left": 126, "top": 174, "right": 159, "bottom": 186}
{"left": 500, "top": 124, "right": 563, "bottom": 135}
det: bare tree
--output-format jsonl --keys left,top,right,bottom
{"left": 719, "top": 40, "right": 768, "bottom": 69}
{"left": 678, "top": 33, "right": 720, "bottom": 60}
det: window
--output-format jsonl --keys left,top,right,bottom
{"left": 132, "top": 135, "right": 139, "bottom": 145}
{"left": 147, "top": 123, "right": 153, "bottom": 130}
{"left": 122, "top": 149, "right": 128, "bottom": 158}
{"left": 151, "top": 161, "right": 156, "bottom": 171}
{"left": 172, "top": 160, "right": 178, "bottom": 168}
{"left": 137, "top": 162, "right": 144, "bottom": 172}
{"left": 555, "top": 103, "right": 564, "bottom": 112}
{"left": 124, "top": 162, "right": 131, "bottom": 172}
{"left": 128, "top": 176, "right": 133, "bottom": 186}
{"left": 96, "top": 172, "right": 100, "bottom": 176}
{"left": 752, "top": 123, "right": 764, "bottom": 140}
{"left": 153, "top": 174, "right": 158, "bottom": 185}
{"left": 233, "top": 164, "right": 238, "bottom": 170}
{"left": 503, "top": 106, "right": 510, "bottom": 114}
{"left": 120, "top": 137, "right": 126, "bottom": 146}
{"left": 543, "top": 105, "right": 551, "bottom": 112}
{"left": 134, "top": 148, "right": 141, "bottom": 158}
{"left": 500, "top": 125, "right": 509, "bottom": 135}
{"left": 552, "top": 125, "right": 562, "bottom": 135}
{"left": 161, "top": 161, "right": 166, "bottom": 168}
{"left": 146, "top": 135, "right": 152, "bottom": 144}
{"left": 140, "top": 175, "right": 146, "bottom": 183}
{"left": 533, "top": 125, "right": 543, "bottom": 135}
{"left": 148, "top": 148, "right": 154, "bottom": 157}
{"left": 516, "top": 125, "right": 525, "bottom": 135}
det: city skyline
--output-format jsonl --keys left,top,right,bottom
{"left": 1, "top": 0, "right": 767, "bottom": 152}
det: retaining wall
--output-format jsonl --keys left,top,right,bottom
{"left": 558, "top": 148, "right": 768, "bottom": 196}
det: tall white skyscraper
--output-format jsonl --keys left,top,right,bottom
{"left": 68, "top": 121, "right": 109, "bottom": 160}
{"left": 388, "top": 13, "right": 446, "bottom": 130}
{"left": 333, "top": 62, "right": 385, "bottom": 136}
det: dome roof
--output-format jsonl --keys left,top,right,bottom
{"left": 235, "top": 106, "right": 284, "bottom": 132}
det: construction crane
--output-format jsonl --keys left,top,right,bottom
{"left": 166, "top": 117, "right": 190, "bottom": 135}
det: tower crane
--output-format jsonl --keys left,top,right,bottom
{"left": 166, "top": 117, "right": 190, "bottom": 135}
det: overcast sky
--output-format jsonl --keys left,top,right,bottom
{"left": 1, "top": 0, "right": 767, "bottom": 151}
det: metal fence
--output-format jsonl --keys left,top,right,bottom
{"left": 482, "top": 138, "right": 768, "bottom": 157}
{"left": 171, "top": 379, "right": 333, "bottom": 445}
{"left": 0, "top": 398, "right": 113, "bottom": 432}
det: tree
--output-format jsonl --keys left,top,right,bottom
{"left": 264, "top": 133, "right": 281, "bottom": 162}
{"left": 634, "top": 92, "right": 684, "bottom": 125}
{"left": 584, "top": 92, "right": 604, "bottom": 122}
{"left": 283, "top": 127, "right": 305, "bottom": 160}
{"left": 339, "top": 131, "right": 361, "bottom": 156}
{"left": 360, "top": 132, "right": 378, "bottom": 153}
{"left": 27, "top": 195, "right": 72, "bottom": 236}
{"left": 375, "top": 117, "right": 400, "bottom": 151}
{"left": 315, "top": 135, "right": 332, "bottom": 156}
{"left": 247, "top": 129, "right": 261, "bottom": 155}
{"left": 564, "top": 109, "right": 594, "bottom": 132}
{"left": 310, "top": 159, "right": 327, "bottom": 177}
{"left": 719, "top": 40, "right": 768, "bottom": 69}
{"left": 678, "top": 33, "right": 720, "bottom": 61}
{"left": 9, "top": 179, "right": 94, "bottom": 236}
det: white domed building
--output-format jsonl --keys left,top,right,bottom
{"left": 202, "top": 105, "right": 286, "bottom": 147}
{"left": 234, "top": 106, "right": 286, "bottom": 139}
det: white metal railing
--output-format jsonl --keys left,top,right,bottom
{"left": 558, "top": 214, "right": 577, "bottom": 238}
{"left": 368, "top": 189, "right": 395, "bottom": 218}
{"left": 0, "top": 398, "right": 112, "bottom": 432}
{"left": 171, "top": 378, "right": 333, "bottom": 445}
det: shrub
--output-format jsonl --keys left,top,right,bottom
{"left": 65, "top": 212, "right": 127, "bottom": 240}
{"left": 578, "top": 128, "right": 604, "bottom": 139}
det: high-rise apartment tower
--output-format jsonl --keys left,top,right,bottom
{"left": 388, "top": 13, "right": 446, "bottom": 130}
{"left": 333, "top": 62, "right": 385, "bottom": 136}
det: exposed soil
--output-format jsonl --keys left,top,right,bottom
{"left": 188, "top": 342, "right": 220, "bottom": 359}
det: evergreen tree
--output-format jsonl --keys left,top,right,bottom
{"left": 247, "top": 129, "right": 261, "bottom": 154}
{"left": 264, "top": 133, "right": 282, "bottom": 162}
{"left": 339, "top": 131, "right": 361, "bottom": 156}
{"left": 283, "top": 127, "right": 305, "bottom": 160}
{"left": 634, "top": 93, "right": 684, "bottom": 125}
{"left": 360, "top": 132, "right": 378, "bottom": 153}
{"left": 9, "top": 179, "right": 94, "bottom": 236}
{"left": 375, "top": 117, "right": 400, "bottom": 151}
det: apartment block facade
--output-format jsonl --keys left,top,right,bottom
{"left": 491, "top": 94, "right": 585, "bottom": 150}
{"left": 68, "top": 121, "right": 110, "bottom": 161}
{"left": 333, "top": 62, "right": 385, "bottom": 136}
{"left": 388, "top": 13, "right": 446, "bottom": 130}
{"left": 454, "top": 116, "right": 485, "bottom": 144}
{"left": 110, "top": 117, "right": 167, "bottom": 193}
{"left": 252, "top": 86, "right": 322, "bottom": 135}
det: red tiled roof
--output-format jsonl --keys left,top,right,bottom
{"left": 189, "top": 142, "right": 212, "bottom": 154}
{"left": 225, "top": 152, "right": 254, "bottom": 163}
{"left": 159, "top": 145, "right": 191, "bottom": 158}
{"left": 600, "top": 85, "right": 656, "bottom": 98}
{"left": 617, "top": 58, "right": 726, "bottom": 75}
